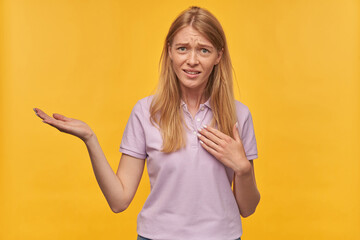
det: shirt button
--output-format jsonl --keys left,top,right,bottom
{"left": 193, "top": 131, "right": 197, "bottom": 135}
{"left": 196, "top": 118, "right": 201, "bottom": 122}
{"left": 200, "top": 107, "right": 205, "bottom": 111}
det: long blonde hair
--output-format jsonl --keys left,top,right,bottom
{"left": 150, "top": 6, "right": 237, "bottom": 153}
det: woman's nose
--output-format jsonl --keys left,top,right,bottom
{"left": 187, "top": 51, "right": 199, "bottom": 66}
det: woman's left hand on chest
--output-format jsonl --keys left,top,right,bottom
{"left": 197, "top": 123, "right": 252, "bottom": 175}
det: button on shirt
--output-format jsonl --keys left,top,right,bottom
{"left": 120, "top": 96, "right": 258, "bottom": 240}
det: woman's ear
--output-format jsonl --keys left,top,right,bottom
{"left": 215, "top": 48, "right": 224, "bottom": 65}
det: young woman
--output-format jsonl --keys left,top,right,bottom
{"left": 34, "top": 6, "right": 260, "bottom": 240}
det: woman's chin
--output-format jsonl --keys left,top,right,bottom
{"left": 179, "top": 79, "right": 207, "bottom": 92}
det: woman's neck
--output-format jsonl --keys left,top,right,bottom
{"left": 181, "top": 88, "right": 208, "bottom": 118}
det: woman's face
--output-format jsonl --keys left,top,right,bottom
{"left": 168, "top": 26, "right": 222, "bottom": 93}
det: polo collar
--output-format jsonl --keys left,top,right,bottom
{"left": 180, "top": 98, "right": 212, "bottom": 110}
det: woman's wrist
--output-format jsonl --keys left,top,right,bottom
{"left": 83, "top": 132, "right": 97, "bottom": 145}
{"left": 233, "top": 159, "right": 252, "bottom": 177}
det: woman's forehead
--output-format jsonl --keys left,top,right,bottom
{"left": 172, "top": 26, "right": 213, "bottom": 47}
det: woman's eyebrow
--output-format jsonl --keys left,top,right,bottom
{"left": 174, "top": 42, "right": 214, "bottom": 50}
{"left": 174, "top": 42, "right": 189, "bottom": 46}
{"left": 197, "top": 43, "right": 214, "bottom": 49}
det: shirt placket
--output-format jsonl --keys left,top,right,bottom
{"left": 182, "top": 104, "right": 208, "bottom": 148}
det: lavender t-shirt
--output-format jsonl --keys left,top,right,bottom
{"left": 120, "top": 96, "right": 258, "bottom": 240}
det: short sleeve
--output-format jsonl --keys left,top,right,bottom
{"left": 239, "top": 108, "right": 258, "bottom": 160}
{"left": 119, "top": 101, "right": 147, "bottom": 159}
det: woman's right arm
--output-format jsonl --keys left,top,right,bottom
{"left": 85, "top": 135, "right": 145, "bottom": 213}
{"left": 33, "top": 108, "right": 144, "bottom": 213}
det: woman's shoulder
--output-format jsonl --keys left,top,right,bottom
{"left": 136, "top": 95, "right": 153, "bottom": 105}
{"left": 234, "top": 99, "right": 250, "bottom": 115}
{"left": 234, "top": 100, "right": 255, "bottom": 124}
{"left": 135, "top": 95, "right": 153, "bottom": 104}
{"left": 132, "top": 95, "right": 154, "bottom": 114}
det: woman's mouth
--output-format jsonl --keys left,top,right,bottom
{"left": 183, "top": 69, "right": 201, "bottom": 78}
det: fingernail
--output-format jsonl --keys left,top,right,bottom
{"left": 235, "top": 122, "right": 238, "bottom": 128}
{"left": 203, "top": 124, "right": 207, "bottom": 128}
{"left": 197, "top": 133, "right": 201, "bottom": 137}
{"left": 199, "top": 140, "right": 204, "bottom": 144}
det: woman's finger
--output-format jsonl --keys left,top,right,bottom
{"left": 33, "top": 108, "right": 42, "bottom": 118}
{"left": 44, "top": 117, "right": 75, "bottom": 134}
{"left": 199, "top": 128, "right": 223, "bottom": 145}
{"left": 34, "top": 108, "right": 67, "bottom": 130}
{"left": 199, "top": 125, "right": 232, "bottom": 146}
{"left": 53, "top": 113, "right": 71, "bottom": 122}
{"left": 197, "top": 133, "right": 222, "bottom": 152}
{"left": 33, "top": 108, "right": 53, "bottom": 121}
{"left": 202, "top": 125, "right": 231, "bottom": 141}
{"left": 199, "top": 140, "right": 221, "bottom": 160}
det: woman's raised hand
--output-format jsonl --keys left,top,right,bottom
{"left": 33, "top": 108, "right": 95, "bottom": 143}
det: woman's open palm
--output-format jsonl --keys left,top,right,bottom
{"left": 33, "top": 108, "right": 94, "bottom": 142}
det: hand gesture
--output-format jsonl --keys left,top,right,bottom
{"left": 197, "top": 123, "right": 252, "bottom": 176}
{"left": 33, "top": 108, "right": 95, "bottom": 143}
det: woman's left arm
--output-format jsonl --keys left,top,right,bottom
{"left": 197, "top": 123, "right": 260, "bottom": 217}
{"left": 232, "top": 160, "right": 260, "bottom": 217}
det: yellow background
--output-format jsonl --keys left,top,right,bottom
{"left": 1, "top": 0, "right": 359, "bottom": 239}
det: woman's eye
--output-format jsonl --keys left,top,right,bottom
{"left": 201, "top": 48, "right": 210, "bottom": 54}
{"left": 177, "top": 47, "right": 186, "bottom": 51}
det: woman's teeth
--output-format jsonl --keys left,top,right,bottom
{"left": 184, "top": 70, "right": 200, "bottom": 74}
